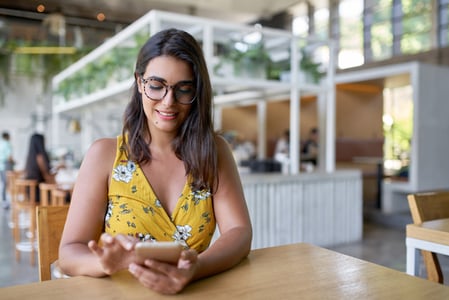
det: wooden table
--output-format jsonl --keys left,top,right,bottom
{"left": 2, "top": 243, "right": 449, "bottom": 299}
{"left": 406, "top": 218, "right": 449, "bottom": 277}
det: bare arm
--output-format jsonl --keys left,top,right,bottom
{"left": 36, "top": 154, "right": 55, "bottom": 183}
{"left": 58, "top": 138, "right": 120, "bottom": 277}
{"left": 193, "top": 135, "right": 252, "bottom": 280}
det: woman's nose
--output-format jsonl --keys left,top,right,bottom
{"left": 161, "top": 88, "right": 176, "bottom": 105}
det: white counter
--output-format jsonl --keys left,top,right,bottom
{"left": 240, "top": 170, "right": 363, "bottom": 249}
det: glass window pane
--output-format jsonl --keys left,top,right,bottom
{"left": 338, "top": 0, "right": 364, "bottom": 69}
{"left": 371, "top": 0, "right": 393, "bottom": 23}
{"left": 371, "top": 22, "right": 393, "bottom": 60}
{"left": 314, "top": 8, "right": 329, "bottom": 39}
{"left": 402, "top": 14, "right": 432, "bottom": 34}
{"left": 402, "top": 0, "right": 431, "bottom": 15}
{"left": 401, "top": 32, "right": 432, "bottom": 54}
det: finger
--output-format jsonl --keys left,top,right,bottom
{"left": 129, "top": 263, "right": 175, "bottom": 294}
{"left": 88, "top": 240, "right": 103, "bottom": 256}
{"left": 114, "top": 234, "right": 135, "bottom": 251}
{"left": 129, "top": 263, "right": 158, "bottom": 284}
{"left": 180, "top": 249, "right": 197, "bottom": 261}
{"left": 100, "top": 233, "right": 114, "bottom": 245}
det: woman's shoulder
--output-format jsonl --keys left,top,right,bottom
{"left": 214, "top": 134, "right": 234, "bottom": 161}
{"left": 214, "top": 134, "right": 231, "bottom": 150}
{"left": 85, "top": 137, "right": 118, "bottom": 159}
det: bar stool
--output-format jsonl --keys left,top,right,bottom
{"left": 12, "top": 178, "right": 38, "bottom": 265}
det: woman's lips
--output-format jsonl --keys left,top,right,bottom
{"left": 157, "top": 110, "right": 177, "bottom": 120}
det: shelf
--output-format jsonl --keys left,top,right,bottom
{"left": 52, "top": 10, "right": 332, "bottom": 114}
{"left": 51, "top": 10, "right": 335, "bottom": 175}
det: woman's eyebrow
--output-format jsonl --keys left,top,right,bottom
{"left": 148, "top": 76, "right": 194, "bottom": 85}
{"left": 147, "top": 75, "right": 166, "bottom": 83}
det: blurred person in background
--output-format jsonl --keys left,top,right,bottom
{"left": 0, "top": 131, "right": 14, "bottom": 209}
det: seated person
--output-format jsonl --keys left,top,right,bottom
{"left": 301, "top": 127, "right": 318, "bottom": 165}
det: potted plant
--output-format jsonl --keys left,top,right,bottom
{"left": 299, "top": 49, "right": 324, "bottom": 84}
{"left": 227, "top": 39, "right": 270, "bottom": 79}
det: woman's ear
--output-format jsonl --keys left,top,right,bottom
{"left": 135, "top": 73, "right": 143, "bottom": 94}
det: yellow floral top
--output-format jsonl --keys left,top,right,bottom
{"left": 105, "top": 136, "right": 216, "bottom": 253}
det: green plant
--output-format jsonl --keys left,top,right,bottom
{"left": 299, "top": 49, "right": 324, "bottom": 84}
{"left": 228, "top": 40, "right": 271, "bottom": 79}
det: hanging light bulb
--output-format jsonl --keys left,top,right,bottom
{"left": 68, "top": 119, "right": 81, "bottom": 133}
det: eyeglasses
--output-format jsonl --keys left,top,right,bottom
{"left": 141, "top": 77, "right": 196, "bottom": 105}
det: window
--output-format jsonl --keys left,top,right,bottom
{"left": 338, "top": 0, "right": 364, "bottom": 69}
{"left": 400, "top": 0, "right": 432, "bottom": 54}
{"left": 438, "top": 0, "right": 449, "bottom": 46}
{"left": 366, "top": 0, "right": 393, "bottom": 61}
{"left": 314, "top": 8, "right": 329, "bottom": 40}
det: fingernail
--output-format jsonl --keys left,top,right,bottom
{"left": 128, "top": 264, "right": 136, "bottom": 274}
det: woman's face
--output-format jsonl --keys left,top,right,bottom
{"left": 137, "top": 55, "right": 194, "bottom": 136}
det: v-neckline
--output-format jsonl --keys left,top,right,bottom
{"left": 140, "top": 164, "right": 190, "bottom": 219}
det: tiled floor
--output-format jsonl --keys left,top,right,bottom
{"left": 1, "top": 203, "right": 449, "bottom": 288}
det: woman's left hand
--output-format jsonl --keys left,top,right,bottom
{"left": 128, "top": 249, "right": 198, "bottom": 294}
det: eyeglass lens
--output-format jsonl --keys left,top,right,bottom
{"left": 143, "top": 78, "right": 195, "bottom": 104}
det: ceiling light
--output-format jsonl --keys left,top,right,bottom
{"left": 97, "top": 13, "right": 105, "bottom": 22}
{"left": 36, "top": 4, "right": 45, "bottom": 13}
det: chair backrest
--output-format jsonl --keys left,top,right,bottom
{"left": 36, "top": 205, "right": 69, "bottom": 281}
{"left": 51, "top": 189, "right": 68, "bottom": 206}
{"left": 39, "top": 183, "right": 58, "bottom": 206}
{"left": 408, "top": 191, "right": 449, "bottom": 223}
{"left": 6, "top": 170, "right": 24, "bottom": 200}
{"left": 407, "top": 191, "right": 449, "bottom": 283}
{"left": 14, "top": 178, "right": 38, "bottom": 204}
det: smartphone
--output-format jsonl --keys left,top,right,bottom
{"left": 135, "top": 241, "right": 183, "bottom": 264}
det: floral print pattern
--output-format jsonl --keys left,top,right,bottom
{"left": 112, "top": 161, "right": 136, "bottom": 183}
{"left": 104, "top": 136, "right": 216, "bottom": 253}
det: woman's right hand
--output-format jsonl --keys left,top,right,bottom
{"left": 88, "top": 233, "right": 138, "bottom": 275}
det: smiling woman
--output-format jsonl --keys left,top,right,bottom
{"left": 58, "top": 28, "right": 252, "bottom": 295}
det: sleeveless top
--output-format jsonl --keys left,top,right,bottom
{"left": 105, "top": 136, "right": 216, "bottom": 253}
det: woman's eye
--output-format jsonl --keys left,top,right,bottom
{"left": 177, "top": 85, "right": 194, "bottom": 93}
{"left": 149, "top": 83, "right": 164, "bottom": 90}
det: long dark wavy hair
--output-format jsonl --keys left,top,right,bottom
{"left": 25, "top": 133, "right": 51, "bottom": 183}
{"left": 122, "top": 28, "right": 217, "bottom": 192}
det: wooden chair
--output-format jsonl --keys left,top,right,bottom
{"left": 12, "top": 178, "right": 38, "bottom": 265}
{"left": 407, "top": 191, "right": 449, "bottom": 283}
{"left": 36, "top": 205, "right": 69, "bottom": 281}
{"left": 5, "top": 170, "right": 24, "bottom": 200}
{"left": 5, "top": 170, "right": 25, "bottom": 227}
{"left": 51, "top": 189, "right": 69, "bottom": 206}
{"left": 39, "top": 182, "right": 58, "bottom": 206}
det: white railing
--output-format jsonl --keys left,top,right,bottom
{"left": 242, "top": 170, "right": 362, "bottom": 249}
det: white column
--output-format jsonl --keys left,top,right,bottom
{"left": 257, "top": 100, "right": 267, "bottom": 159}
{"left": 289, "top": 37, "right": 300, "bottom": 174}
{"left": 213, "top": 105, "right": 222, "bottom": 132}
{"left": 324, "top": 41, "right": 337, "bottom": 172}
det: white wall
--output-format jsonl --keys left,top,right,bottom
{"left": 413, "top": 63, "right": 449, "bottom": 190}
{"left": 0, "top": 74, "right": 45, "bottom": 169}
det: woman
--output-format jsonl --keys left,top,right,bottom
{"left": 59, "top": 28, "right": 252, "bottom": 294}
{"left": 24, "top": 133, "right": 56, "bottom": 202}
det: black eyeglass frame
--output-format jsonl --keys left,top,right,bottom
{"left": 141, "top": 77, "right": 197, "bottom": 105}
